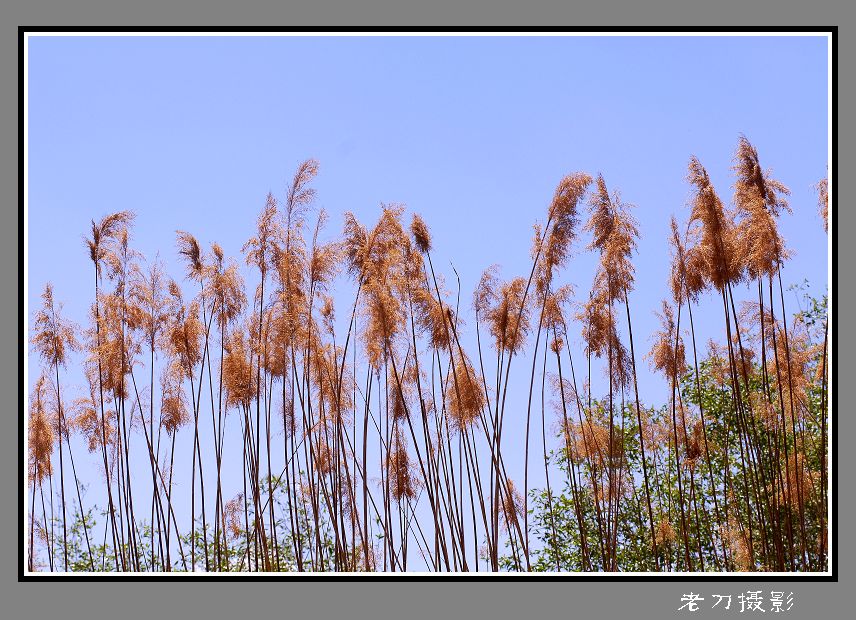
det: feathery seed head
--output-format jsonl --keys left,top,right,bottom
{"left": 537, "top": 172, "right": 593, "bottom": 288}
{"left": 175, "top": 231, "right": 205, "bottom": 281}
{"left": 387, "top": 429, "right": 421, "bottom": 502}
{"left": 816, "top": 176, "right": 829, "bottom": 233}
{"left": 446, "top": 351, "right": 486, "bottom": 432}
{"left": 648, "top": 300, "right": 686, "bottom": 380}
{"left": 160, "top": 363, "right": 189, "bottom": 434}
{"left": 28, "top": 376, "right": 55, "bottom": 483}
{"left": 410, "top": 214, "right": 433, "bottom": 254}
{"left": 32, "top": 283, "right": 80, "bottom": 369}
{"left": 686, "top": 155, "right": 743, "bottom": 290}
{"left": 732, "top": 136, "right": 792, "bottom": 278}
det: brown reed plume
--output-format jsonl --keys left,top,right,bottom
{"left": 733, "top": 135, "right": 792, "bottom": 280}
{"left": 536, "top": 173, "right": 593, "bottom": 291}
{"left": 816, "top": 176, "right": 828, "bottom": 232}
{"left": 485, "top": 276, "right": 530, "bottom": 355}
{"left": 28, "top": 376, "right": 55, "bottom": 485}
{"left": 222, "top": 326, "right": 257, "bottom": 411}
{"left": 86, "top": 212, "right": 135, "bottom": 276}
{"left": 446, "top": 351, "right": 486, "bottom": 432}
{"left": 73, "top": 366, "right": 119, "bottom": 453}
{"left": 387, "top": 429, "right": 421, "bottom": 502}
{"left": 585, "top": 175, "right": 638, "bottom": 301}
{"left": 649, "top": 301, "right": 686, "bottom": 381}
{"left": 160, "top": 364, "right": 191, "bottom": 435}
{"left": 686, "top": 156, "right": 742, "bottom": 291}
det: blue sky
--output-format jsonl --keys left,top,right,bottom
{"left": 26, "top": 34, "right": 829, "bottom": 568}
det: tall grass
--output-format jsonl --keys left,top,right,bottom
{"left": 27, "top": 138, "right": 830, "bottom": 572}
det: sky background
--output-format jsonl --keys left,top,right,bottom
{"left": 25, "top": 34, "right": 829, "bottom": 569}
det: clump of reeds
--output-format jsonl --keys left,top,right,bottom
{"left": 25, "top": 143, "right": 828, "bottom": 574}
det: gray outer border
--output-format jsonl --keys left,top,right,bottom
{"left": 2, "top": 3, "right": 849, "bottom": 619}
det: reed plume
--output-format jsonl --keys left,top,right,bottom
{"left": 387, "top": 429, "right": 421, "bottom": 502}
{"left": 537, "top": 173, "right": 592, "bottom": 291}
{"left": 28, "top": 376, "right": 55, "bottom": 484}
{"left": 222, "top": 326, "right": 257, "bottom": 411}
{"left": 733, "top": 135, "right": 792, "bottom": 280}
{"left": 32, "top": 283, "right": 79, "bottom": 369}
{"left": 86, "top": 212, "right": 136, "bottom": 277}
{"left": 485, "top": 276, "right": 530, "bottom": 355}
{"left": 649, "top": 300, "right": 686, "bottom": 380}
{"left": 161, "top": 364, "right": 190, "bottom": 434}
{"left": 816, "top": 176, "right": 828, "bottom": 232}
{"left": 446, "top": 351, "right": 486, "bottom": 431}
{"left": 686, "top": 156, "right": 742, "bottom": 290}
